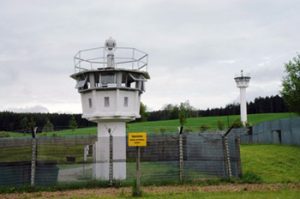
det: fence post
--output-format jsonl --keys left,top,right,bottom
{"left": 235, "top": 137, "right": 242, "bottom": 177}
{"left": 83, "top": 145, "right": 89, "bottom": 177}
{"left": 31, "top": 127, "right": 38, "bottom": 187}
{"left": 108, "top": 129, "right": 113, "bottom": 185}
{"left": 135, "top": 146, "right": 141, "bottom": 196}
{"left": 178, "top": 133, "right": 184, "bottom": 182}
{"left": 222, "top": 136, "right": 232, "bottom": 179}
{"left": 248, "top": 127, "right": 253, "bottom": 144}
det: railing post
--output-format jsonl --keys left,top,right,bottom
{"left": 31, "top": 127, "right": 38, "bottom": 187}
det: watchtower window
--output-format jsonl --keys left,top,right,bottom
{"left": 101, "top": 74, "right": 115, "bottom": 86}
{"left": 88, "top": 98, "right": 92, "bottom": 108}
{"left": 75, "top": 77, "right": 88, "bottom": 89}
{"left": 94, "top": 73, "right": 100, "bottom": 87}
{"left": 121, "top": 73, "right": 128, "bottom": 87}
{"left": 104, "top": 97, "right": 110, "bottom": 107}
{"left": 124, "top": 97, "right": 128, "bottom": 107}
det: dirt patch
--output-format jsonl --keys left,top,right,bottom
{"left": 143, "top": 183, "right": 300, "bottom": 194}
{"left": 1, "top": 183, "right": 300, "bottom": 199}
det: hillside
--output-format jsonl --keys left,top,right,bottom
{"left": 128, "top": 112, "right": 295, "bottom": 133}
{"left": 241, "top": 144, "right": 300, "bottom": 183}
{"left": 1, "top": 112, "right": 295, "bottom": 137}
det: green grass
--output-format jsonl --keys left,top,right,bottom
{"left": 0, "top": 131, "right": 30, "bottom": 138}
{"left": 4, "top": 113, "right": 295, "bottom": 137}
{"left": 127, "top": 162, "right": 179, "bottom": 184}
{"left": 69, "top": 190, "right": 300, "bottom": 199}
{"left": 127, "top": 112, "right": 296, "bottom": 133}
{"left": 2, "top": 112, "right": 295, "bottom": 138}
{"left": 241, "top": 144, "right": 300, "bottom": 183}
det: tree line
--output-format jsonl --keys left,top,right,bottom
{"left": 146, "top": 95, "right": 288, "bottom": 121}
{"left": 0, "top": 95, "right": 288, "bottom": 132}
{"left": 0, "top": 112, "right": 94, "bottom": 132}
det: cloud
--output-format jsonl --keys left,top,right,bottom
{"left": 7, "top": 105, "right": 49, "bottom": 113}
{"left": 0, "top": 0, "right": 299, "bottom": 112}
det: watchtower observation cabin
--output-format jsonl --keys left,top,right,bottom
{"left": 71, "top": 38, "right": 150, "bottom": 122}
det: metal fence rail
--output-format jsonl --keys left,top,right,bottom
{"left": 0, "top": 133, "right": 241, "bottom": 187}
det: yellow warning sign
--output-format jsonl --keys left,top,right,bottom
{"left": 128, "top": 132, "right": 147, "bottom": 147}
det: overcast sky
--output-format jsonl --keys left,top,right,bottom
{"left": 0, "top": 0, "right": 299, "bottom": 113}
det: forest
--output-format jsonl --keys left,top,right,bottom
{"left": 0, "top": 95, "right": 288, "bottom": 132}
{"left": 147, "top": 95, "right": 287, "bottom": 121}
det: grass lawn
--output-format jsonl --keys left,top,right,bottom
{"left": 241, "top": 144, "right": 300, "bottom": 183}
{"left": 77, "top": 190, "right": 300, "bottom": 199}
{"left": 144, "top": 190, "right": 300, "bottom": 199}
{"left": 127, "top": 112, "right": 295, "bottom": 133}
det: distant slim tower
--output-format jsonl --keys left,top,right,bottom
{"left": 71, "top": 38, "right": 150, "bottom": 180}
{"left": 234, "top": 70, "right": 251, "bottom": 126}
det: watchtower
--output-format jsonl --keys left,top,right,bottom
{"left": 71, "top": 38, "right": 150, "bottom": 179}
{"left": 234, "top": 70, "right": 251, "bottom": 126}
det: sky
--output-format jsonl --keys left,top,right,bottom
{"left": 0, "top": 0, "right": 299, "bottom": 113}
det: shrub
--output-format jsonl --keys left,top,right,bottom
{"left": 43, "top": 119, "right": 54, "bottom": 132}
{"left": 159, "top": 128, "right": 167, "bottom": 134}
{"left": 231, "top": 119, "right": 243, "bottom": 128}
{"left": 69, "top": 115, "right": 78, "bottom": 131}
{"left": 0, "top": 132, "right": 10, "bottom": 138}
{"left": 241, "top": 172, "right": 262, "bottom": 183}
{"left": 184, "top": 127, "right": 193, "bottom": 133}
{"left": 199, "top": 124, "right": 210, "bottom": 132}
{"left": 217, "top": 120, "right": 225, "bottom": 130}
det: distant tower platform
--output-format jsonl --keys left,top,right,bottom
{"left": 234, "top": 70, "right": 251, "bottom": 126}
{"left": 71, "top": 38, "right": 150, "bottom": 180}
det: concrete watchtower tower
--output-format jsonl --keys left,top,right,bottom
{"left": 234, "top": 70, "right": 251, "bottom": 126}
{"left": 71, "top": 38, "right": 150, "bottom": 180}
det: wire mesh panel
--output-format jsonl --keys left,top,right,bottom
{"left": 127, "top": 133, "right": 241, "bottom": 184}
{"left": 37, "top": 136, "right": 97, "bottom": 184}
{"left": 127, "top": 135, "right": 180, "bottom": 184}
{"left": 0, "top": 133, "right": 241, "bottom": 187}
{"left": 0, "top": 138, "right": 32, "bottom": 186}
{"left": 184, "top": 134, "right": 226, "bottom": 179}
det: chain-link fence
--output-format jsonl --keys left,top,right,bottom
{"left": 0, "top": 132, "right": 241, "bottom": 187}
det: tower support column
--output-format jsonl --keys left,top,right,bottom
{"left": 93, "top": 121, "right": 126, "bottom": 180}
{"left": 240, "top": 88, "right": 247, "bottom": 125}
